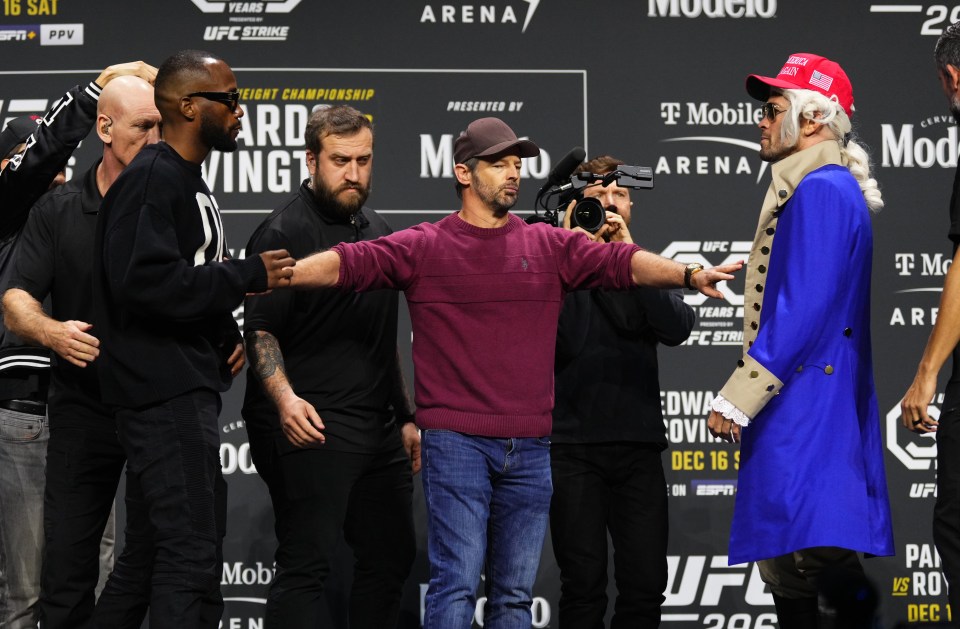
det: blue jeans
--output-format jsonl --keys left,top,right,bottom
{"left": 0, "top": 407, "right": 48, "bottom": 629}
{"left": 421, "top": 430, "right": 551, "bottom": 629}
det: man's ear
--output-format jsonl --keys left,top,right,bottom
{"left": 96, "top": 114, "right": 112, "bottom": 144}
{"left": 179, "top": 96, "right": 197, "bottom": 122}
{"left": 305, "top": 150, "right": 318, "bottom": 176}
{"left": 800, "top": 113, "right": 823, "bottom": 138}
{"left": 454, "top": 162, "right": 472, "bottom": 187}
{"left": 946, "top": 64, "right": 960, "bottom": 94}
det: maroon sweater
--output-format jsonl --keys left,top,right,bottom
{"left": 335, "top": 212, "right": 638, "bottom": 438}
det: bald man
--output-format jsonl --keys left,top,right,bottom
{"left": 2, "top": 74, "right": 161, "bottom": 629}
{"left": 91, "top": 50, "right": 292, "bottom": 629}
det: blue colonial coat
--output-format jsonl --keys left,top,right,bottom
{"left": 718, "top": 141, "right": 894, "bottom": 565}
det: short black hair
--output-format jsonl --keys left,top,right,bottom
{"left": 155, "top": 49, "right": 223, "bottom": 99}
{"left": 936, "top": 21, "right": 960, "bottom": 73}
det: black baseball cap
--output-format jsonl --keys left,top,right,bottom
{"left": 0, "top": 115, "right": 40, "bottom": 160}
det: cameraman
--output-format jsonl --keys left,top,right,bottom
{"left": 550, "top": 155, "right": 694, "bottom": 627}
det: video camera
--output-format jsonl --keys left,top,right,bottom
{"left": 527, "top": 147, "right": 654, "bottom": 234}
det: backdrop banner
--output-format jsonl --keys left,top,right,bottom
{"left": 0, "top": 1, "right": 954, "bottom": 626}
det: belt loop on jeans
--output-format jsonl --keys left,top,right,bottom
{"left": 0, "top": 399, "right": 47, "bottom": 415}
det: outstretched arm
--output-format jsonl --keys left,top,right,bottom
{"left": 289, "top": 250, "right": 341, "bottom": 289}
{"left": 629, "top": 250, "right": 742, "bottom": 299}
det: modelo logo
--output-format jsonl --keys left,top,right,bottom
{"left": 647, "top": 0, "right": 776, "bottom": 18}
{"left": 418, "top": 584, "right": 551, "bottom": 627}
{"left": 881, "top": 123, "right": 960, "bottom": 168}
{"left": 220, "top": 442, "right": 258, "bottom": 475}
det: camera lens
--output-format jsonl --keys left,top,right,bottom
{"left": 570, "top": 197, "right": 606, "bottom": 233}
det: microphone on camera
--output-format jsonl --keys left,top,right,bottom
{"left": 537, "top": 146, "right": 585, "bottom": 196}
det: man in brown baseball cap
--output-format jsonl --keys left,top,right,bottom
{"left": 284, "top": 115, "right": 740, "bottom": 629}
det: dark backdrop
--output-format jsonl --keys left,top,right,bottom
{"left": 0, "top": 1, "right": 953, "bottom": 626}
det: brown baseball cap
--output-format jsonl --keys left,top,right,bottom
{"left": 453, "top": 117, "right": 540, "bottom": 164}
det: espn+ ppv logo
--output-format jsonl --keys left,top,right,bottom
{"left": 662, "top": 240, "right": 750, "bottom": 346}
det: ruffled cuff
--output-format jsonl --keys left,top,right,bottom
{"left": 711, "top": 394, "right": 752, "bottom": 427}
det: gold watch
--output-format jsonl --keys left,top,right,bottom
{"left": 684, "top": 263, "right": 704, "bottom": 290}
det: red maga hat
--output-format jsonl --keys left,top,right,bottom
{"left": 746, "top": 53, "right": 854, "bottom": 116}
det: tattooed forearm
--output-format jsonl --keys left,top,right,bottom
{"left": 244, "top": 329, "right": 287, "bottom": 385}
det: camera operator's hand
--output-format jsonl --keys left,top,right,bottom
{"left": 562, "top": 201, "right": 617, "bottom": 242}
{"left": 562, "top": 200, "right": 599, "bottom": 240}
{"left": 597, "top": 211, "right": 633, "bottom": 244}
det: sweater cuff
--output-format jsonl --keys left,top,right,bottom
{"left": 717, "top": 352, "right": 783, "bottom": 419}
{"left": 240, "top": 254, "right": 269, "bottom": 294}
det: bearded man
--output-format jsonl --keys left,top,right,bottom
{"left": 242, "top": 104, "right": 418, "bottom": 629}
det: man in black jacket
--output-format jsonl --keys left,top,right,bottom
{"left": 243, "top": 105, "right": 417, "bottom": 629}
{"left": 3, "top": 74, "right": 161, "bottom": 629}
{"left": 93, "top": 50, "right": 293, "bottom": 629}
{"left": 0, "top": 60, "right": 157, "bottom": 629}
{"left": 550, "top": 155, "right": 695, "bottom": 628}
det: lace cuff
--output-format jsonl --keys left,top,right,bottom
{"left": 711, "top": 394, "right": 751, "bottom": 427}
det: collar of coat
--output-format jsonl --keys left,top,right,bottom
{"left": 769, "top": 140, "right": 843, "bottom": 208}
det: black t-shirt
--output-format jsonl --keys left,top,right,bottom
{"left": 552, "top": 286, "right": 694, "bottom": 447}
{"left": 949, "top": 166, "right": 960, "bottom": 386}
{"left": 242, "top": 181, "right": 402, "bottom": 454}
{"left": 7, "top": 162, "right": 111, "bottom": 427}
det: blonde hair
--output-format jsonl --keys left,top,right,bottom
{"left": 777, "top": 89, "right": 883, "bottom": 212}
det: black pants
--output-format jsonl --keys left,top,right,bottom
{"left": 39, "top": 421, "right": 126, "bottom": 629}
{"left": 94, "top": 388, "right": 226, "bottom": 629}
{"left": 935, "top": 383, "right": 960, "bottom": 617}
{"left": 549, "top": 442, "right": 668, "bottom": 629}
{"left": 252, "top": 438, "right": 415, "bottom": 629}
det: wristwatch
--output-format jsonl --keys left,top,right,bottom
{"left": 683, "top": 263, "right": 704, "bottom": 290}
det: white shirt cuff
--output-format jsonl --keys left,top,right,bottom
{"left": 711, "top": 394, "right": 752, "bottom": 427}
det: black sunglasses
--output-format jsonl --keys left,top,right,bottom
{"left": 186, "top": 91, "right": 241, "bottom": 112}
{"left": 760, "top": 102, "right": 788, "bottom": 122}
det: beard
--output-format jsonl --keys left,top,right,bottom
{"left": 951, "top": 93, "right": 960, "bottom": 126}
{"left": 200, "top": 110, "right": 238, "bottom": 152}
{"left": 310, "top": 172, "right": 370, "bottom": 218}
{"left": 472, "top": 177, "right": 517, "bottom": 216}
{"left": 759, "top": 131, "right": 798, "bottom": 163}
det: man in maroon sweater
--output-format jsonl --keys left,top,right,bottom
{"left": 288, "top": 117, "right": 740, "bottom": 629}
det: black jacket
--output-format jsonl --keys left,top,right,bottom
{"left": 552, "top": 286, "right": 695, "bottom": 447}
{"left": 0, "top": 80, "right": 102, "bottom": 400}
